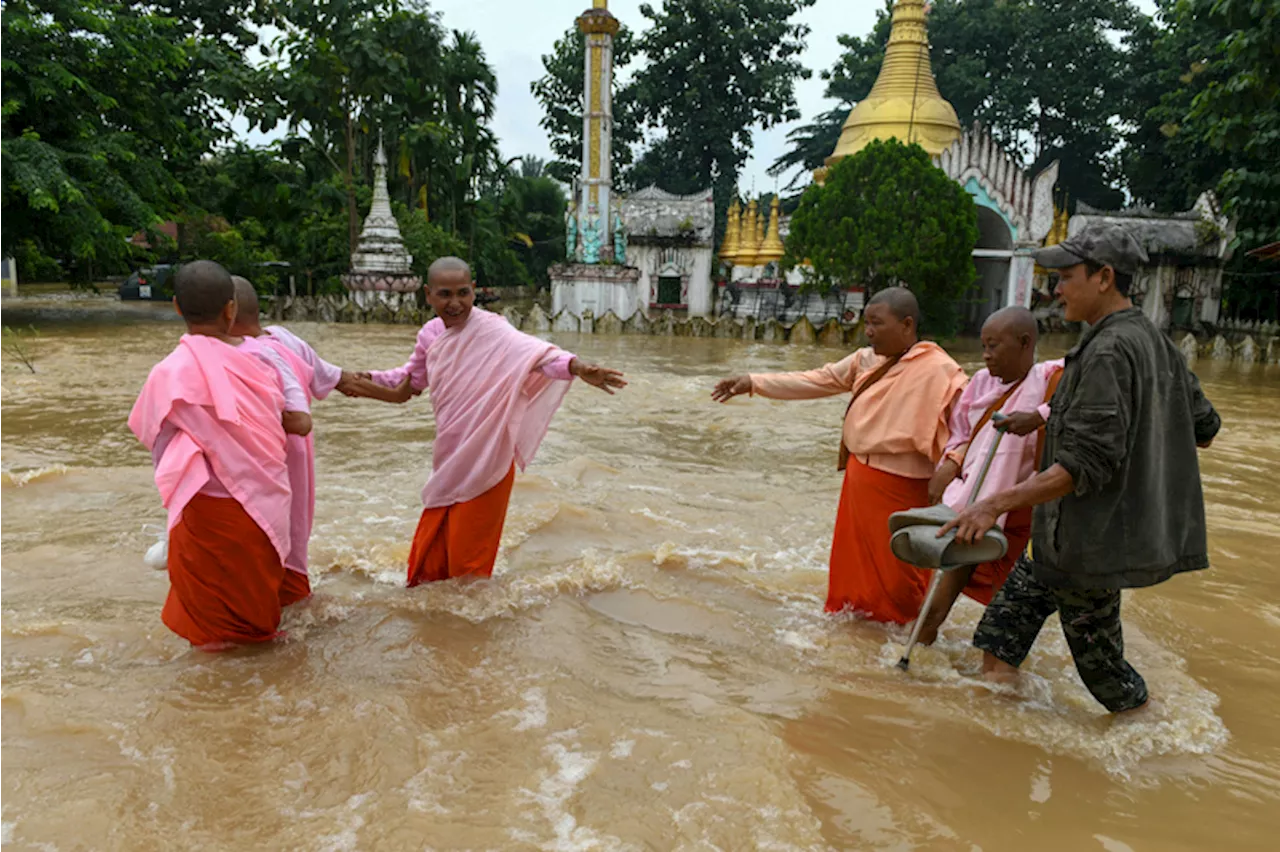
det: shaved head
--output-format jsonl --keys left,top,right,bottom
{"left": 427, "top": 256, "right": 471, "bottom": 286}
{"left": 980, "top": 307, "right": 1038, "bottom": 381}
{"left": 982, "top": 306, "right": 1038, "bottom": 342}
{"left": 174, "top": 260, "right": 234, "bottom": 325}
{"left": 867, "top": 286, "right": 921, "bottom": 329}
{"left": 231, "top": 275, "right": 259, "bottom": 325}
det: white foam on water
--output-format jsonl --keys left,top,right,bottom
{"left": 609, "top": 739, "right": 634, "bottom": 759}
{"left": 1, "top": 822, "right": 13, "bottom": 845}
{"left": 872, "top": 620, "right": 1231, "bottom": 777}
{"left": 2, "top": 464, "right": 71, "bottom": 487}
{"left": 314, "top": 793, "right": 371, "bottom": 852}
{"left": 396, "top": 550, "right": 634, "bottom": 624}
{"left": 509, "top": 688, "right": 549, "bottom": 732}
{"left": 519, "top": 742, "right": 627, "bottom": 852}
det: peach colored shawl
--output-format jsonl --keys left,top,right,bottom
{"left": 752, "top": 342, "right": 967, "bottom": 479}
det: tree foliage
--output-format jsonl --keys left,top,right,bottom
{"left": 630, "top": 0, "right": 814, "bottom": 233}
{"left": 784, "top": 140, "right": 978, "bottom": 336}
{"left": 0, "top": 0, "right": 262, "bottom": 278}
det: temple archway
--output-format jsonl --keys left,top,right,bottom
{"left": 966, "top": 205, "right": 1015, "bottom": 329}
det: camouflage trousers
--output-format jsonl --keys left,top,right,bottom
{"left": 973, "top": 555, "right": 1149, "bottom": 713}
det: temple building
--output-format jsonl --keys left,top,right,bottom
{"left": 342, "top": 140, "right": 421, "bottom": 307}
{"left": 550, "top": 1, "right": 715, "bottom": 319}
{"left": 722, "top": 0, "right": 1059, "bottom": 329}
{"left": 1064, "top": 193, "right": 1235, "bottom": 330}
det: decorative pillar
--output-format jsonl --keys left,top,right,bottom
{"left": 577, "top": 1, "right": 619, "bottom": 263}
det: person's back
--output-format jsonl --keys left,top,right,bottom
{"left": 1033, "top": 307, "right": 1220, "bottom": 589}
{"left": 128, "top": 260, "right": 293, "bottom": 650}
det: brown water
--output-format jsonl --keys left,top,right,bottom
{"left": 3, "top": 313, "right": 1279, "bottom": 851}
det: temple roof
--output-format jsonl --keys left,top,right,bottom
{"left": 621, "top": 186, "right": 715, "bottom": 246}
{"left": 1069, "top": 193, "right": 1235, "bottom": 261}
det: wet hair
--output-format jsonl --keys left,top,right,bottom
{"left": 427, "top": 256, "right": 472, "bottom": 287}
{"left": 230, "top": 275, "right": 259, "bottom": 325}
{"left": 866, "top": 286, "right": 921, "bottom": 329}
{"left": 1084, "top": 261, "right": 1133, "bottom": 296}
{"left": 173, "top": 260, "right": 234, "bottom": 324}
{"left": 983, "top": 306, "right": 1038, "bottom": 344}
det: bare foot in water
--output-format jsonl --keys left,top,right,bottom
{"left": 981, "top": 652, "right": 1020, "bottom": 685}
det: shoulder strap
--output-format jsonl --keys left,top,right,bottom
{"left": 836, "top": 348, "right": 908, "bottom": 471}
{"left": 1033, "top": 366, "right": 1066, "bottom": 467}
{"left": 969, "top": 377, "right": 1027, "bottom": 443}
{"left": 843, "top": 350, "right": 905, "bottom": 419}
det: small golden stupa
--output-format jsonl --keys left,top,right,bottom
{"left": 719, "top": 199, "right": 742, "bottom": 263}
{"left": 735, "top": 199, "right": 761, "bottom": 267}
{"left": 825, "top": 0, "right": 961, "bottom": 167}
{"left": 756, "top": 196, "right": 785, "bottom": 267}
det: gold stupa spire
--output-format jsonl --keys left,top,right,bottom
{"left": 719, "top": 199, "right": 742, "bottom": 263}
{"left": 825, "top": 0, "right": 961, "bottom": 165}
{"left": 736, "top": 198, "right": 761, "bottom": 267}
{"left": 757, "top": 196, "right": 784, "bottom": 265}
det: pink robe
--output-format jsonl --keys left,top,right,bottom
{"left": 128, "top": 334, "right": 291, "bottom": 564}
{"left": 370, "top": 309, "right": 575, "bottom": 508}
{"left": 941, "top": 359, "right": 1065, "bottom": 526}
{"left": 261, "top": 326, "right": 344, "bottom": 579}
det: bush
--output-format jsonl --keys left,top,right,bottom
{"left": 785, "top": 139, "right": 979, "bottom": 336}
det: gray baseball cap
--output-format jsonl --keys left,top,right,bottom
{"left": 1033, "top": 223, "right": 1150, "bottom": 276}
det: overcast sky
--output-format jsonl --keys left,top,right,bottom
{"left": 238, "top": 0, "right": 1158, "bottom": 191}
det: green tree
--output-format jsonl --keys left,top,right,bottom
{"left": 531, "top": 22, "right": 644, "bottom": 186}
{"left": 632, "top": 0, "right": 814, "bottom": 235}
{"left": 784, "top": 139, "right": 978, "bottom": 336}
{"left": 1179, "top": 0, "right": 1280, "bottom": 250}
{"left": 1, "top": 0, "right": 261, "bottom": 279}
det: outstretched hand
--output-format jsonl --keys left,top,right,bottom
{"left": 937, "top": 499, "right": 999, "bottom": 544}
{"left": 711, "top": 375, "right": 752, "bottom": 403}
{"left": 571, "top": 359, "right": 627, "bottom": 395}
{"left": 336, "top": 371, "right": 419, "bottom": 403}
{"left": 994, "top": 410, "right": 1045, "bottom": 436}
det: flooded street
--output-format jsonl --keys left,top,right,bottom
{"left": 3, "top": 309, "right": 1279, "bottom": 851}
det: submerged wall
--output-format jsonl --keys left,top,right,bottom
{"left": 264, "top": 293, "right": 1279, "bottom": 364}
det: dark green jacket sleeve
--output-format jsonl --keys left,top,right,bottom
{"left": 1054, "top": 350, "right": 1132, "bottom": 497}
{"left": 1185, "top": 367, "right": 1222, "bottom": 445}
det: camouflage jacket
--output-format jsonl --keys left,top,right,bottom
{"left": 1032, "top": 308, "right": 1221, "bottom": 589}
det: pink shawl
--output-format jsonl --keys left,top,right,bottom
{"left": 259, "top": 336, "right": 317, "bottom": 576}
{"left": 421, "top": 309, "right": 573, "bottom": 508}
{"left": 128, "top": 334, "right": 292, "bottom": 562}
{"left": 942, "top": 359, "right": 1065, "bottom": 526}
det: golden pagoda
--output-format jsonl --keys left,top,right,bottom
{"left": 719, "top": 199, "right": 742, "bottom": 264}
{"left": 825, "top": 0, "right": 961, "bottom": 166}
{"left": 735, "top": 198, "right": 761, "bottom": 267}
{"left": 756, "top": 196, "right": 785, "bottom": 266}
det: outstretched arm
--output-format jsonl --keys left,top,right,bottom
{"left": 347, "top": 326, "right": 433, "bottom": 396}
{"left": 336, "top": 374, "right": 417, "bottom": 404}
{"left": 713, "top": 351, "right": 863, "bottom": 403}
{"left": 568, "top": 357, "right": 627, "bottom": 395}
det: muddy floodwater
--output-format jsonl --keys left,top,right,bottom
{"left": 3, "top": 304, "right": 1279, "bottom": 851}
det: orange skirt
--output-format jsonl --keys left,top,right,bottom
{"left": 828, "top": 456, "right": 932, "bottom": 624}
{"left": 162, "top": 494, "right": 286, "bottom": 648}
{"left": 962, "top": 507, "right": 1031, "bottom": 606}
{"left": 279, "top": 569, "right": 312, "bottom": 607}
{"left": 407, "top": 466, "right": 516, "bottom": 587}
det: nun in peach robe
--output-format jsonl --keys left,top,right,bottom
{"left": 129, "top": 335, "right": 292, "bottom": 648}
{"left": 750, "top": 344, "right": 967, "bottom": 624}
{"left": 368, "top": 309, "right": 579, "bottom": 585}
